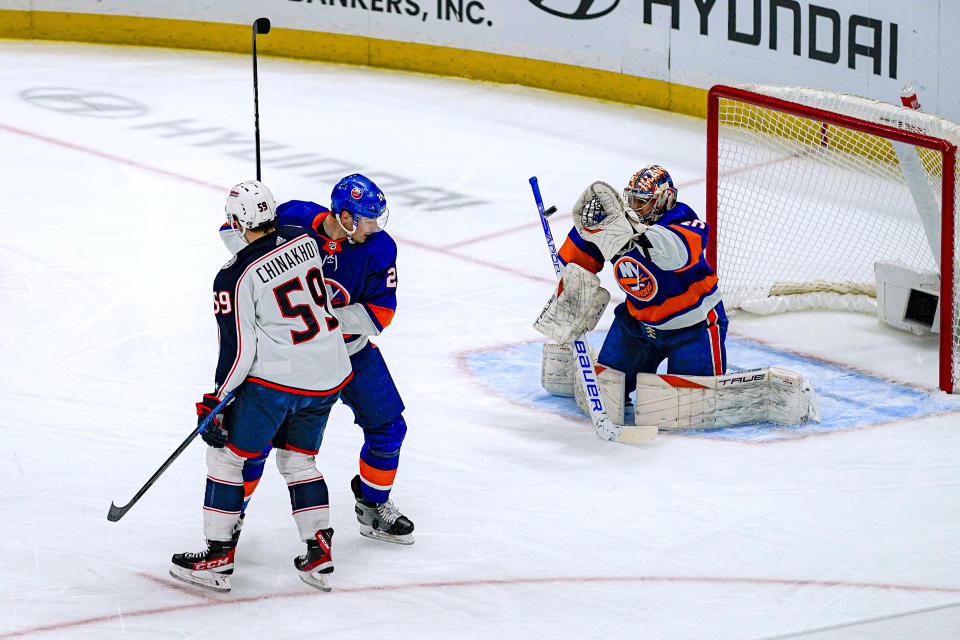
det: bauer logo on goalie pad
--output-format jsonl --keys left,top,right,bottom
{"left": 614, "top": 257, "right": 657, "bottom": 301}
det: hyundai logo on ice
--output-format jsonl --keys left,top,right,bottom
{"left": 19, "top": 87, "right": 148, "bottom": 118}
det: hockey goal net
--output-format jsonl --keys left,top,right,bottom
{"left": 706, "top": 84, "right": 959, "bottom": 393}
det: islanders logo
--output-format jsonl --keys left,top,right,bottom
{"left": 324, "top": 278, "right": 350, "bottom": 308}
{"left": 350, "top": 186, "right": 363, "bottom": 199}
{"left": 614, "top": 257, "right": 657, "bottom": 301}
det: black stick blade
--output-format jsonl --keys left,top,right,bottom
{"left": 254, "top": 18, "right": 271, "bottom": 35}
{"left": 107, "top": 501, "right": 128, "bottom": 522}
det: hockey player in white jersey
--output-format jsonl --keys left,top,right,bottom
{"left": 170, "top": 180, "right": 352, "bottom": 593}
{"left": 219, "top": 175, "right": 415, "bottom": 545}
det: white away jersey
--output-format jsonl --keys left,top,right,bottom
{"left": 211, "top": 227, "right": 352, "bottom": 399}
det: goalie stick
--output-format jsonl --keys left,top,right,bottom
{"left": 106, "top": 390, "right": 237, "bottom": 522}
{"left": 529, "top": 176, "right": 657, "bottom": 444}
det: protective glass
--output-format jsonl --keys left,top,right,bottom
{"left": 355, "top": 206, "right": 390, "bottom": 233}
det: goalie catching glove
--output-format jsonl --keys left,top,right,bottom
{"left": 573, "top": 181, "right": 647, "bottom": 261}
{"left": 534, "top": 262, "right": 610, "bottom": 345}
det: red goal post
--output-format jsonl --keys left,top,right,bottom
{"left": 705, "top": 84, "right": 958, "bottom": 393}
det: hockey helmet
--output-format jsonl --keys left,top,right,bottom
{"left": 624, "top": 165, "right": 677, "bottom": 223}
{"left": 225, "top": 180, "right": 277, "bottom": 233}
{"left": 330, "top": 173, "right": 389, "bottom": 235}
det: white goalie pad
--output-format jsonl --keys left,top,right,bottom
{"left": 541, "top": 342, "right": 575, "bottom": 397}
{"left": 533, "top": 262, "right": 610, "bottom": 345}
{"left": 541, "top": 342, "right": 626, "bottom": 423}
{"left": 541, "top": 341, "right": 601, "bottom": 398}
{"left": 574, "top": 364, "right": 626, "bottom": 426}
{"left": 633, "top": 367, "right": 820, "bottom": 431}
{"left": 541, "top": 343, "right": 656, "bottom": 442}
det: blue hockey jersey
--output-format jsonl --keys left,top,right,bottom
{"left": 558, "top": 202, "right": 721, "bottom": 330}
{"left": 276, "top": 200, "right": 398, "bottom": 355}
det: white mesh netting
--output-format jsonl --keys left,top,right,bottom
{"left": 712, "top": 84, "right": 960, "bottom": 392}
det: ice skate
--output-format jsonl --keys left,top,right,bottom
{"left": 169, "top": 539, "right": 236, "bottom": 593}
{"left": 351, "top": 474, "right": 415, "bottom": 545}
{"left": 294, "top": 528, "right": 334, "bottom": 592}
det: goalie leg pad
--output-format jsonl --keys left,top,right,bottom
{"left": 634, "top": 367, "right": 820, "bottom": 430}
{"left": 767, "top": 367, "right": 821, "bottom": 425}
{"left": 574, "top": 364, "right": 626, "bottom": 426}
{"left": 533, "top": 262, "right": 610, "bottom": 345}
{"left": 541, "top": 342, "right": 575, "bottom": 396}
{"left": 633, "top": 373, "right": 715, "bottom": 430}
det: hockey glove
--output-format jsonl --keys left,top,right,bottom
{"left": 572, "top": 181, "right": 641, "bottom": 261}
{"left": 196, "top": 393, "right": 229, "bottom": 448}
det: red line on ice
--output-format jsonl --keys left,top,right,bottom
{"left": 136, "top": 572, "right": 215, "bottom": 601}
{"left": 0, "top": 123, "right": 225, "bottom": 192}
{"left": 0, "top": 123, "right": 550, "bottom": 285}
{"left": 3, "top": 574, "right": 959, "bottom": 637}
{"left": 395, "top": 235, "right": 553, "bottom": 284}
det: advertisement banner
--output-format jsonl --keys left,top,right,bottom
{"left": 6, "top": 0, "right": 959, "bottom": 121}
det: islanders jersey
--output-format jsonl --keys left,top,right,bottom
{"left": 225, "top": 200, "right": 399, "bottom": 357}
{"left": 558, "top": 202, "right": 721, "bottom": 330}
{"left": 212, "top": 226, "right": 352, "bottom": 399}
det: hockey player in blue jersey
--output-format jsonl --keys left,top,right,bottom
{"left": 535, "top": 166, "right": 727, "bottom": 413}
{"left": 220, "top": 174, "right": 414, "bottom": 545}
{"left": 171, "top": 180, "right": 352, "bottom": 593}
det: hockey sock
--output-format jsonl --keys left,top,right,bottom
{"left": 358, "top": 444, "right": 399, "bottom": 504}
{"left": 203, "top": 447, "right": 246, "bottom": 540}
{"left": 276, "top": 449, "right": 330, "bottom": 539}
{"left": 240, "top": 449, "right": 270, "bottom": 514}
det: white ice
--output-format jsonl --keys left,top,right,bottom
{"left": 1, "top": 41, "right": 959, "bottom": 639}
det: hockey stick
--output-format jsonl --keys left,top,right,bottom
{"left": 529, "top": 177, "right": 657, "bottom": 444}
{"left": 252, "top": 17, "right": 271, "bottom": 181}
{"left": 107, "top": 390, "right": 237, "bottom": 522}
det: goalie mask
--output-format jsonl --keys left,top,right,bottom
{"left": 573, "top": 181, "right": 644, "bottom": 261}
{"left": 225, "top": 180, "right": 277, "bottom": 235}
{"left": 331, "top": 173, "right": 390, "bottom": 240}
{"left": 624, "top": 165, "right": 676, "bottom": 223}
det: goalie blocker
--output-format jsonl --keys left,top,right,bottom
{"left": 542, "top": 343, "right": 819, "bottom": 430}
{"left": 534, "top": 262, "right": 610, "bottom": 346}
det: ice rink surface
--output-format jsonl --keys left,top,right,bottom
{"left": 1, "top": 41, "right": 959, "bottom": 639}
